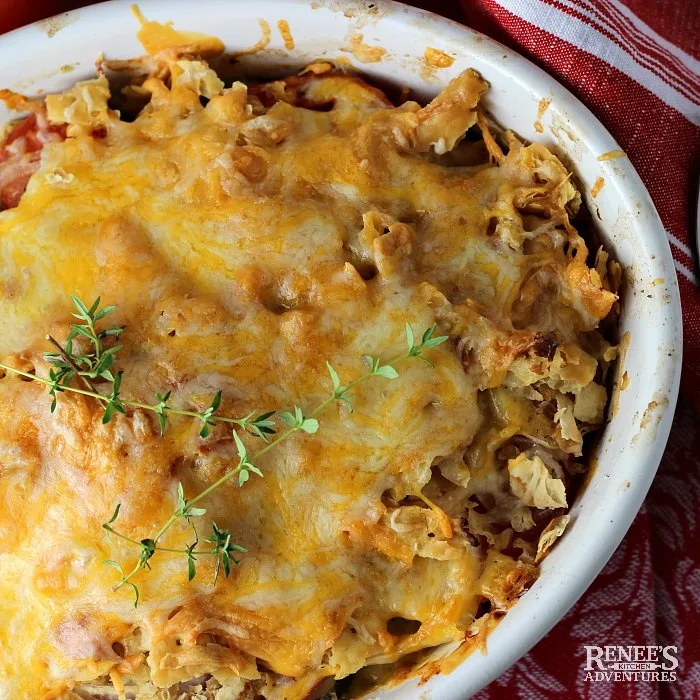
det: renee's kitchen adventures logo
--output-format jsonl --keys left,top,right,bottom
{"left": 583, "top": 645, "right": 679, "bottom": 682}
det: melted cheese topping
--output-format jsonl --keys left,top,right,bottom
{"left": 0, "top": 55, "right": 617, "bottom": 699}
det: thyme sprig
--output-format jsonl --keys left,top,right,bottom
{"left": 0, "top": 296, "right": 276, "bottom": 439}
{"left": 100, "top": 322, "right": 448, "bottom": 605}
{"left": 44, "top": 295, "right": 124, "bottom": 387}
{"left": 0, "top": 295, "right": 449, "bottom": 606}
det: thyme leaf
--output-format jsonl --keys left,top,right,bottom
{"left": 198, "top": 391, "right": 222, "bottom": 438}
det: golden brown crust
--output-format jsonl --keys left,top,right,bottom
{"left": 0, "top": 53, "right": 616, "bottom": 699}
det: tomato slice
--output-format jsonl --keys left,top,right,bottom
{"left": 0, "top": 112, "right": 66, "bottom": 210}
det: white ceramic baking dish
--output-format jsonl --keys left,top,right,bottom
{"left": 0, "top": 1, "right": 682, "bottom": 697}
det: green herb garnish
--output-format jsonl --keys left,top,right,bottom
{"left": 0, "top": 296, "right": 449, "bottom": 606}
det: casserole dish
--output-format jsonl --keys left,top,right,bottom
{"left": 0, "top": 1, "right": 681, "bottom": 697}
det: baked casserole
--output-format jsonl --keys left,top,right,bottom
{"left": 0, "top": 12, "right": 619, "bottom": 700}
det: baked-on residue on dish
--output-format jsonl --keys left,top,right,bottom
{"left": 0, "top": 20, "right": 620, "bottom": 700}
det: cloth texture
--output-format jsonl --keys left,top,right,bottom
{"left": 0, "top": 0, "right": 698, "bottom": 697}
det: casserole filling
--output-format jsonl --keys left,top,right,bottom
{"left": 0, "top": 28, "right": 619, "bottom": 700}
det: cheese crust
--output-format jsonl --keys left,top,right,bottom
{"left": 0, "top": 46, "right": 618, "bottom": 700}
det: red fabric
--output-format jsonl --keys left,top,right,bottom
{"left": 618, "top": 0, "right": 700, "bottom": 59}
{"left": 0, "top": 1, "right": 698, "bottom": 697}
